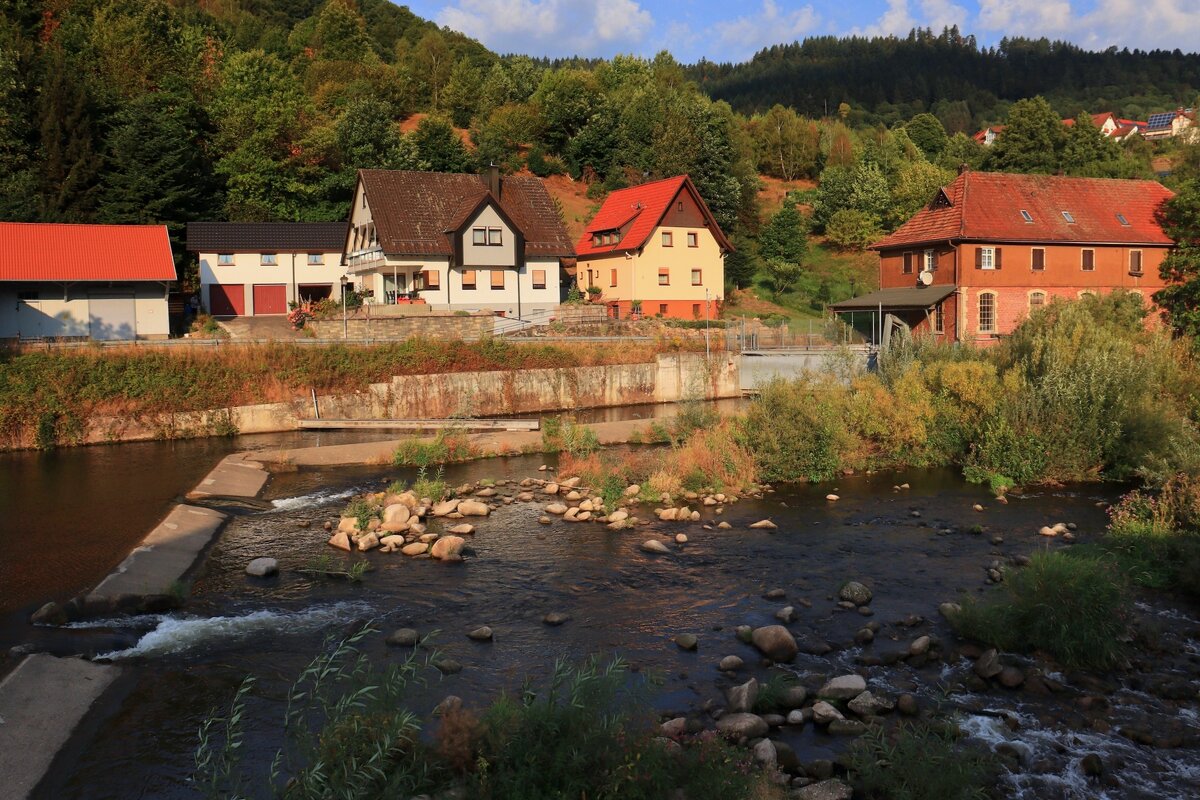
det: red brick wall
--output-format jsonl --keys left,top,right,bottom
{"left": 957, "top": 285, "right": 1159, "bottom": 346}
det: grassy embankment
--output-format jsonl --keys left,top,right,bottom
{"left": 0, "top": 337, "right": 700, "bottom": 450}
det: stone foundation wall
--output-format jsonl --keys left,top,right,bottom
{"left": 308, "top": 314, "right": 494, "bottom": 340}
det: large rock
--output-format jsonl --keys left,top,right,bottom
{"left": 383, "top": 504, "right": 411, "bottom": 526}
{"left": 828, "top": 719, "right": 867, "bottom": 736}
{"left": 752, "top": 738, "right": 777, "bottom": 768}
{"left": 674, "top": 633, "right": 698, "bottom": 651}
{"left": 750, "top": 625, "right": 798, "bottom": 662}
{"left": 448, "top": 523, "right": 475, "bottom": 535}
{"left": 356, "top": 532, "right": 379, "bottom": 551}
{"left": 975, "top": 648, "right": 1004, "bottom": 679}
{"left": 431, "top": 499, "right": 460, "bottom": 517}
{"left": 727, "top": 678, "right": 759, "bottom": 713}
{"left": 795, "top": 779, "right": 853, "bottom": 800}
{"left": 245, "top": 557, "right": 278, "bottom": 577}
{"left": 749, "top": 519, "right": 777, "bottom": 530}
{"left": 847, "top": 691, "right": 891, "bottom": 717}
{"left": 779, "top": 685, "right": 808, "bottom": 709}
{"left": 811, "top": 701, "right": 844, "bottom": 725}
{"left": 641, "top": 539, "right": 671, "bottom": 554}
{"left": 545, "top": 503, "right": 569, "bottom": 515}
{"left": 819, "top": 674, "right": 867, "bottom": 700}
{"left": 328, "top": 531, "right": 351, "bottom": 551}
{"left": 30, "top": 601, "right": 67, "bottom": 626}
{"left": 401, "top": 542, "right": 428, "bottom": 556}
{"left": 838, "top": 581, "right": 873, "bottom": 606}
{"left": 719, "top": 655, "right": 745, "bottom": 672}
{"left": 715, "top": 712, "right": 768, "bottom": 740}
{"left": 430, "top": 535, "right": 466, "bottom": 560}
{"left": 386, "top": 628, "right": 420, "bottom": 647}
{"left": 337, "top": 516, "right": 359, "bottom": 533}
{"left": 457, "top": 500, "right": 490, "bottom": 517}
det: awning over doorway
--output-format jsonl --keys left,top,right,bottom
{"left": 830, "top": 284, "right": 956, "bottom": 311}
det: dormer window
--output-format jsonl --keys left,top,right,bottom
{"left": 1062, "top": 211, "right": 1076, "bottom": 224}
{"left": 1020, "top": 210, "right": 1033, "bottom": 223}
{"left": 593, "top": 234, "right": 602, "bottom": 247}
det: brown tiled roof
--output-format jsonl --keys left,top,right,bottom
{"left": 186, "top": 222, "right": 347, "bottom": 252}
{"left": 873, "top": 171, "right": 1175, "bottom": 250}
{"left": 358, "top": 170, "right": 574, "bottom": 259}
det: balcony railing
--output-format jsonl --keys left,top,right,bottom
{"left": 346, "top": 247, "right": 385, "bottom": 272}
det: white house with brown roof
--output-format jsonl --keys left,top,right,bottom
{"left": 344, "top": 167, "right": 574, "bottom": 318}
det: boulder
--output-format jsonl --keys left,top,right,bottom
{"left": 1039, "top": 526, "right": 1057, "bottom": 537}
{"left": 779, "top": 686, "right": 808, "bottom": 709}
{"left": 386, "top": 628, "right": 420, "bottom": 647}
{"left": 715, "top": 712, "right": 768, "bottom": 740}
{"left": 356, "top": 532, "right": 379, "bottom": 552}
{"left": 795, "top": 779, "right": 853, "bottom": 800}
{"left": 380, "top": 535, "right": 405, "bottom": 549}
{"left": 975, "top": 648, "right": 1004, "bottom": 680}
{"left": 30, "top": 602, "right": 67, "bottom": 626}
{"left": 938, "top": 602, "right": 962, "bottom": 619}
{"left": 543, "top": 612, "right": 571, "bottom": 626}
{"left": 544, "top": 483, "right": 559, "bottom": 495}
{"left": 245, "top": 557, "right": 278, "bottom": 577}
{"left": 391, "top": 490, "right": 418, "bottom": 509}
{"left": 719, "top": 655, "right": 744, "bottom": 671}
{"left": 328, "top": 531, "right": 352, "bottom": 551}
{"left": 457, "top": 500, "right": 490, "bottom": 517}
{"left": 998, "top": 667, "right": 1025, "bottom": 688}
{"left": 467, "top": 626, "right": 493, "bottom": 641}
{"left": 786, "top": 709, "right": 806, "bottom": 725}
{"left": 752, "top": 738, "right": 777, "bottom": 768}
{"left": 448, "top": 523, "right": 475, "bottom": 535}
{"left": 565, "top": 490, "right": 582, "bottom": 501}
{"left": 625, "top": 484, "right": 641, "bottom": 497}
{"left": 430, "top": 536, "right": 466, "bottom": 560}
{"left": 751, "top": 625, "right": 798, "bottom": 662}
{"left": 775, "top": 606, "right": 798, "bottom": 623}
{"left": 658, "top": 507, "right": 679, "bottom": 521}
{"left": 660, "top": 717, "right": 688, "bottom": 738}
{"left": 475, "top": 487, "right": 497, "bottom": 497}
{"left": 838, "top": 581, "right": 872, "bottom": 606}
{"left": 847, "top": 691, "right": 889, "bottom": 717}
{"left": 828, "top": 719, "right": 867, "bottom": 736}
{"left": 431, "top": 499, "right": 459, "bottom": 517}
{"left": 545, "top": 503, "right": 569, "bottom": 515}
{"left": 383, "top": 504, "right": 411, "bottom": 526}
{"left": 337, "top": 517, "right": 359, "bottom": 533}
{"left": 641, "top": 539, "right": 671, "bottom": 554}
{"left": 727, "top": 678, "right": 759, "bottom": 713}
{"left": 909, "top": 635, "right": 931, "bottom": 656}
{"left": 608, "top": 509, "right": 629, "bottom": 523}
{"left": 674, "top": 633, "right": 699, "bottom": 651}
{"left": 811, "top": 701, "right": 844, "bottom": 725}
{"left": 818, "top": 674, "right": 866, "bottom": 700}
{"left": 561, "top": 477, "right": 581, "bottom": 488}
{"left": 749, "top": 519, "right": 777, "bottom": 529}
{"left": 401, "top": 542, "right": 428, "bottom": 556}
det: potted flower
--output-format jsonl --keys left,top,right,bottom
{"left": 586, "top": 285, "right": 602, "bottom": 302}
{"left": 630, "top": 300, "right": 643, "bottom": 320}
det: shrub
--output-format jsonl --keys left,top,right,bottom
{"left": 847, "top": 722, "right": 999, "bottom": 800}
{"left": 540, "top": 416, "right": 600, "bottom": 455}
{"left": 393, "top": 430, "right": 475, "bottom": 467}
{"left": 825, "top": 208, "right": 883, "bottom": 251}
{"left": 739, "top": 377, "right": 855, "bottom": 482}
{"left": 343, "top": 497, "right": 380, "bottom": 531}
{"left": 951, "top": 552, "right": 1129, "bottom": 669}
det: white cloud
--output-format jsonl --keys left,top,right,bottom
{"left": 1074, "top": 0, "right": 1200, "bottom": 51}
{"left": 854, "top": 0, "right": 916, "bottom": 37}
{"left": 918, "top": 0, "right": 968, "bottom": 31}
{"left": 437, "top": 0, "right": 654, "bottom": 58}
{"left": 712, "top": 1, "right": 821, "bottom": 59}
{"left": 975, "top": 0, "right": 1072, "bottom": 36}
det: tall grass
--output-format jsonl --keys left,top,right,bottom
{"left": 393, "top": 430, "right": 476, "bottom": 467}
{"left": 846, "top": 722, "right": 998, "bottom": 800}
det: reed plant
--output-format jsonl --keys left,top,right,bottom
{"left": 846, "top": 722, "right": 998, "bottom": 800}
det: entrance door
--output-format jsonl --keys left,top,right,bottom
{"left": 88, "top": 292, "right": 137, "bottom": 340}
{"left": 252, "top": 284, "right": 288, "bottom": 315}
{"left": 209, "top": 284, "right": 244, "bottom": 316}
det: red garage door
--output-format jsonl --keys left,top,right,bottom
{"left": 209, "top": 284, "right": 244, "bottom": 316}
{"left": 252, "top": 284, "right": 288, "bottom": 315}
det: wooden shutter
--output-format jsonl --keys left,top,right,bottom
{"left": 975, "top": 248, "right": 983, "bottom": 269}
{"left": 903, "top": 252, "right": 913, "bottom": 274}
{"left": 1082, "top": 249, "right": 1095, "bottom": 270}
{"left": 1032, "top": 248, "right": 1045, "bottom": 270}
{"left": 1130, "top": 251, "right": 1143, "bottom": 274}
{"left": 994, "top": 247, "right": 1002, "bottom": 269}
{"left": 931, "top": 251, "right": 940, "bottom": 270}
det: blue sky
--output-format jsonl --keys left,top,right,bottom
{"left": 400, "top": 0, "right": 1200, "bottom": 62}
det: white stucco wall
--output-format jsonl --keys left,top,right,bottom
{"left": 0, "top": 283, "right": 169, "bottom": 339}
{"left": 197, "top": 250, "right": 346, "bottom": 314}
{"left": 460, "top": 205, "right": 517, "bottom": 267}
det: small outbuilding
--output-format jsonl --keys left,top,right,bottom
{"left": 0, "top": 222, "right": 176, "bottom": 341}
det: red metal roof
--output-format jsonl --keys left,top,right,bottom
{"left": 575, "top": 175, "right": 733, "bottom": 257}
{"left": 873, "top": 172, "right": 1175, "bottom": 250}
{"left": 0, "top": 222, "right": 176, "bottom": 282}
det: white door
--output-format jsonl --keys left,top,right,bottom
{"left": 15, "top": 291, "right": 44, "bottom": 339}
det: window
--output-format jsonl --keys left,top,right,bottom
{"left": 692, "top": 303, "right": 701, "bottom": 318}
{"left": 593, "top": 234, "right": 602, "bottom": 247}
{"left": 218, "top": 254, "right": 234, "bottom": 265}
{"left": 975, "top": 246, "right": 1001, "bottom": 270}
{"left": 307, "top": 253, "right": 323, "bottom": 265}
{"left": 1062, "top": 211, "right": 1076, "bottom": 224}
{"left": 678, "top": 202, "right": 684, "bottom": 212}
{"left": 610, "top": 268, "right": 618, "bottom": 287}
{"left": 472, "top": 228, "right": 487, "bottom": 245}
{"left": 658, "top": 303, "right": 668, "bottom": 315}
{"left": 1082, "top": 249, "right": 1095, "bottom": 271}
{"left": 1020, "top": 210, "right": 1034, "bottom": 223}
{"left": 978, "top": 293, "right": 996, "bottom": 333}
{"left": 260, "top": 253, "right": 278, "bottom": 266}
{"left": 1116, "top": 213, "right": 1130, "bottom": 226}
{"left": 1030, "top": 291, "right": 1046, "bottom": 309}
{"left": 687, "top": 232, "right": 698, "bottom": 247}
{"left": 421, "top": 270, "right": 440, "bottom": 290}
{"left": 1079, "top": 290, "right": 1096, "bottom": 298}
{"left": 1031, "top": 248, "right": 1045, "bottom": 271}
{"left": 924, "top": 249, "right": 937, "bottom": 271}
{"left": 361, "top": 193, "right": 366, "bottom": 208}
{"left": 532, "top": 269, "right": 546, "bottom": 289}
{"left": 662, "top": 231, "right": 673, "bottom": 247}
{"left": 658, "top": 267, "right": 669, "bottom": 286}
{"left": 488, "top": 228, "right": 502, "bottom": 245}
{"left": 461, "top": 269, "right": 476, "bottom": 290}
{"left": 491, "top": 270, "right": 505, "bottom": 289}
{"left": 902, "top": 252, "right": 913, "bottom": 274}
{"left": 934, "top": 302, "right": 944, "bottom": 333}
{"left": 1130, "top": 250, "right": 1143, "bottom": 275}
{"left": 691, "top": 269, "right": 702, "bottom": 286}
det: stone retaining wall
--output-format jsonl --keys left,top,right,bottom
{"left": 308, "top": 314, "right": 493, "bottom": 340}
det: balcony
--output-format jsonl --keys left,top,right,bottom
{"left": 346, "top": 246, "right": 385, "bottom": 272}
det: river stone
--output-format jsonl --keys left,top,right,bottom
{"left": 434, "top": 658, "right": 463, "bottom": 675}
{"left": 715, "top": 712, "right": 768, "bottom": 740}
{"left": 975, "top": 648, "right": 1004, "bottom": 679}
{"left": 795, "top": 779, "right": 853, "bottom": 800}
{"left": 457, "top": 500, "right": 490, "bottom": 517}
{"left": 544, "top": 482, "right": 559, "bottom": 494}
{"left": 811, "top": 701, "right": 844, "bottom": 725}
{"left": 787, "top": 709, "right": 806, "bottom": 725}
{"left": 897, "top": 693, "right": 919, "bottom": 716}
{"left": 401, "top": 542, "right": 428, "bottom": 556}
{"left": 448, "top": 523, "right": 475, "bottom": 535}
{"left": 727, "top": 678, "right": 759, "bottom": 713}
{"left": 838, "top": 581, "right": 872, "bottom": 606}
{"left": 606, "top": 509, "right": 629, "bottom": 523}
{"left": 828, "top": 719, "right": 867, "bottom": 736}
{"left": 998, "top": 667, "right": 1025, "bottom": 688}
{"left": 565, "top": 490, "right": 582, "bottom": 501}
{"left": 819, "top": 674, "right": 866, "bottom": 700}
{"left": 538, "top": 516, "right": 553, "bottom": 525}
{"left": 429, "top": 499, "right": 458, "bottom": 517}
{"left": 245, "top": 557, "right": 278, "bottom": 577}
{"left": 779, "top": 685, "right": 808, "bottom": 709}
{"left": 543, "top": 612, "right": 570, "bottom": 626}
{"left": 717, "top": 521, "right": 732, "bottom": 529}
{"left": 719, "top": 655, "right": 744, "bottom": 671}
{"left": 734, "top": 625, "right": 753, "bottom": 643}
{"left": 826, "top": 494, "right": 840, "bottom": 501}
{"left": 380, "top": 535, "right": 405, "bottom": 549}
{"left": 545, "top": 503, "right": 568, "bottom": 515}
{"left": 775, "top": 605, "right": 798, "bottom": 623}
{"left": 855, "top": 627, "right": 875, "bottom": 644}
{"left": 386, "top": 628, "right": 420, "bottom": 647}
{"left": 30, "top": 601, "right": 67, "bottom": 626}
{"left": 328, "top": 531, "right": 352, "bottom": 551}
{"left": 749, "top": 519, "right": 777, "bottom": 529}
{"left": 658, "top": 507, "right": 679, "bottom": 521}
{"left": 383, "top": 504, "right": 411, "bottom": 526}
{"left": 561, "top": 477, "right": 581, "bottom": 488}
{"left": 431, "top": 536, "right": 466, "bottom": 560}
{"left": 1081, "top": 753, "right": 1104, "bottom": 777}
{"left": 938, "top": 602, "right": 962, "bottom": 619}
{"left": 467, "top": 626, "right": 493, "bottom": 641}
{"left": 474, "top": 487, "right": 497, "bottom": 498}
{"left": 357, "top": 532, "right": 380, "bottom": 551}
{"left": 674, "top": 633, "right": 699, "bottom": 651}
{"left": 909, "top": 635, "right": 931, "bottom": 656}
{"left": 337, "top": 516, "right": 359, "bottom": 533}
{"left": 752, "top": 738, "right": 777, "bottom": 768}
{"left": 751, "top": 625, "right": 798, "bottom": 662}
{"left": 641, "top": 539, "right": 671, "bottom": 554}
{"left": 847, "top": 691, "right": 886, "bottom": 717}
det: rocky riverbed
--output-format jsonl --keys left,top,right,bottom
{"left": 23, "top": 458, "right": 1200, "bottom": 799}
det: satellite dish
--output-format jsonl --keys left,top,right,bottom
{"left": 918, "top": 271, "right": 934, "bottom": 286}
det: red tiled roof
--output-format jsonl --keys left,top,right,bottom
{"left": 575, "top": 175, "right": 732, "bottom": 257}
{"left": 973, "top": 125, "right": 1005, "bottom": 142}
{"left": 872, "top": 172, "right": 1175, "bottom": 250}
{"left": 0, "top": 222, "right": 176, "bottom": 282}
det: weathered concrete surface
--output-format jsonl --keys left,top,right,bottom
{"left": 0, "top": 654, "right": 119, "bottom": 800}
{"left": 186, "top": 452, "right": 270, "bottom": 501}
{"left": 251, "top": 416, "right": 675, "bottom": 468}
{"left": 90, "top": 504, "right": 227, "bottom": 598}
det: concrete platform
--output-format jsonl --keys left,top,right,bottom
{"left": 91, "top": 504, "right": 227, "bottom": 598}
{"left": 186, "top": 452, "right": 269, "bottom": 500}
{"left": 0, "top": 654, "right": 119, "bottom": 800}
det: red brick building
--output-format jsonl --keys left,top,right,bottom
{"left": 832, "top": 171, "right": 1175, "bottom": 346}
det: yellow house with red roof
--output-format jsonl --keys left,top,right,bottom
{"left": 574, "top": 176, "right": 732, "bottom": 320}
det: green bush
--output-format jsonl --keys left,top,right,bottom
{"left": 393, "top": 430, "right": 474, "bottom": 467}
{"left": 847, "top": 722, "right": 998, "bottom": 800}
{"left": 540, "top": 416, "right": 600, "bottom": 455}
{"left": 739, "top": 377, "right": 854, "bottom": 482}
{"left": 951, "top": 552, "right": 1129, "bottom": 669}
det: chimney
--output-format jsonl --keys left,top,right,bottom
{"left": 487, "top": 163, "right": 501, "bottom": 198}
{"left": 958, "top": 163, "right": 969, "bottom": 175}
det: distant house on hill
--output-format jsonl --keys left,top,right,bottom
{"left": 186, "top": 222, "right": 348, "bottom": 316}
{"left": 976, "top": 113, "right": 1146, "bottom": 146}
{"left": 831, "top": 170, "right": 1175, "bottom": 346}
{"left": 0, "top": 222, "right": 175, "bottom": 341}
{"left": 573, "top": 175, "right": 732, "bottom": 320}
{"left": 972, "top": 125, "right": 1005, "bottom": 146}
{"left": 1143, "top": 108, "right": 1197, "bottom": 141}
{"left": 343, "top": 167, "right": 574, "bottom": 318}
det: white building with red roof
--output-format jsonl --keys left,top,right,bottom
{"left": 574, "top": 175, "right": 732, "bottom": 320}
{"left": 0, "top": 222, "right": 176, "bottom": 341}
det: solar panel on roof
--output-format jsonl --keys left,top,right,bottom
{"left": 1147, "top": 112, "right": 1175, "bottom": 129}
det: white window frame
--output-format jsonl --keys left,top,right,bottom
{"left": 307, "top": 253, "right": 323, "bottom": 265}
{"left": 217, "top": 254, "right": 235, "bottom": 266}
{"left": 1029, "top": 291, "right": 1047, "bottom": 310}
{"left": 978, "top": 292, "right": 997, "bottom": 334}
{"left": 260, "top": 253, "right": 278, "bottom": 266}
{"left": 923, "top": 249, "right": 936, "bottom": 271}
{"left": 488, "top": 228, "right": 502, "bottom": 246}
{"left": 472, "top": 227, "right": 487, "bottom": 246}
{"left": 979, "top": 247, "right": 996, "bottom": 270}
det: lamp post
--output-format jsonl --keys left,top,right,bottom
{"left": 340, "top": 275, "right": 349, "bottom": 340}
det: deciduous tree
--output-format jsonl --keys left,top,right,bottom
{"left": 1153, "top": 182, "right": 1200, "bottom": 337}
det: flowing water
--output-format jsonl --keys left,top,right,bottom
{"left": 5, "top": 435, "right": 1199, "bottom": 799}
